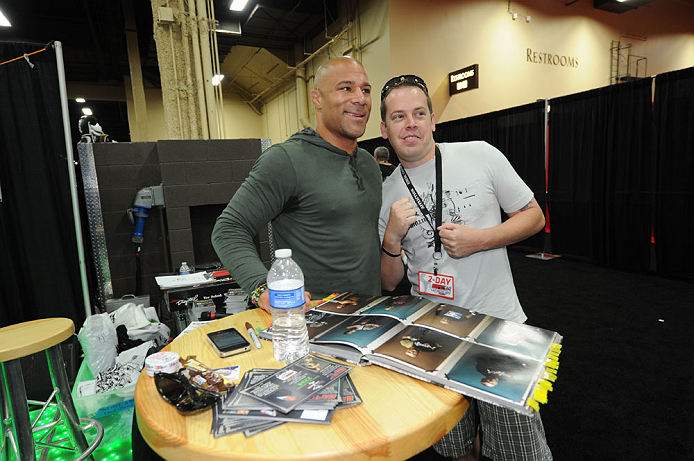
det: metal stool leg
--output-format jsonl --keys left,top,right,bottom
{"left": 1, "top": 360, "right": 36, "bottom": 460}
{"left": 45, "top": 344, "right": 91, "bottom": 459}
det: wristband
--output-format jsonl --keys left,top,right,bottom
{"left": 250, "top": 283, "right": 268, "bottom": 306}
{"left": 381, "top": 245, "right": 401, "bottom": 258}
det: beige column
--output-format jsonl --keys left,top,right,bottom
{"left": 150, "top": 0, "right": 223, "bottom": 139}
{"left": 123, "top": 0, "right": 149, "bottom": 141}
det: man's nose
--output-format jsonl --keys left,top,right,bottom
{"left": 353, "top": 89, "right": 368, "bottom": 105}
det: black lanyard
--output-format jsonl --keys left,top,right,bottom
{"left": 400, "top": 146, "right": 443, "bottom": 274}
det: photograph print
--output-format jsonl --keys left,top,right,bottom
{"left": 472, "top": 318, "right": 557, "bottom": 360}
{"left": 373, "top": 325, "right": 461, "bottom": 372}
{"left": 315, "top": 292, "right": 380, "bottom": 315}
{"left": 306, "top": 310, "right": 346, "bottom": 339}
{"left": 414, "top": 303, "right": 485, "bottom": 338}
{"left": 446, "top": 342, "right": 540, "bottom": 403}
{"left": 312, "top": 315, "right": 401, "bottom": 348}
{"left": 361, "top": 295, "right": 431, "bottom": 319}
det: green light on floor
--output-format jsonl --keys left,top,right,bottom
{"left": 6, "top": 408, "right": 134, "bottom": 461}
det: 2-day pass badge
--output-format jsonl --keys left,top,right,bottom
{"left": 418, "top": 271, "right": 454, "bottom": 299}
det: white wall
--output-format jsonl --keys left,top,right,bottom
{"left": 388, "top": 0, "right": 694, "bottom": 123}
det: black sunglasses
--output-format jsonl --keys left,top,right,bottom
{"left": 154, "top": 370, "right": 221, "bottom": 414}
{"left": 381, "top": 74, "right": 429, "bottom": 101}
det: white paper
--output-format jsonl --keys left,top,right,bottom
{"left": 300, "top": 409, "right": 329, "bottom": 421}
{"left": 155, "top": 272, "right": 212, "bottom": 289}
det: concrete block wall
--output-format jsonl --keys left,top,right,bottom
{"left": 90, "top": 139, "right": 268, "bottom": 311}
{"left": 157, "top": 139, "right": 267, "bottom": 272}
{"left": 92, "top": 142, "right": 165, "bottom": 302}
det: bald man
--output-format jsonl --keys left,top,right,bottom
{"left": 212, "top": 57, "right": 382, "bottom": 312}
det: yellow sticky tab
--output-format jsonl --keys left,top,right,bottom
{"left": 538, "top": 379, "right": 553, "bottom": 391}
{"left": 533, "top": 387, "right": 548, "bottom": 404}
{"left": 547, "top": 352, "right": 560, "bottom": 360}
{"left": 543, "top": 371, "right": 557, "bottom": 382}
{"left": 527, "top": 398, "right": 540, "bottom": 412}
{"left": 545, "top": 359, "right": 559, "bottom": 369}
{"left": 551, "top": 343, "right": 562, "bottom": 351}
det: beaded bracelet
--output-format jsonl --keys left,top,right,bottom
{"left": 250, "top": 283, "right": 268, "bottom": 306}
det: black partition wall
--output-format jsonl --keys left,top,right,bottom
{"left": 653, "top": 67, "right": 694, "bottom": 279}
{"left": 548, "top": 78, "right": 654, "bottom": 271}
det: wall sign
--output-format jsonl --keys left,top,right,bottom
{"left": 526, "top": 48, "right": 579, "bottom": 68}
{"left": 448, "top": 64, "right": 479, "bottom": 96}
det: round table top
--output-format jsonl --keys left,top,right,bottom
{"left": 135, "top": 308, "right": 468, "bottom": 461}
{"left": 0, "top": 318, "right": 74, "bottom": 362}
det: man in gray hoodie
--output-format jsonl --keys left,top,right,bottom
{"left": 212, "top": 57, "right": 382, "bottom": 312}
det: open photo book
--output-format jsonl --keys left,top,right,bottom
{"left": 261, "top": 292, "right": 562, "bottom": 416}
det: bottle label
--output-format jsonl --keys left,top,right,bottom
{"left": 269, "top": 287, "right": 304, "bottom": 309}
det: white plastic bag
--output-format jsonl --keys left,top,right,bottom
{"left": 77, "top": 313, "right": 118, "bottom": 376}
{"left": 110, "top": 303, "right": 170, "bottom": 347}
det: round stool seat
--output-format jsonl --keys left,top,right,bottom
{"left": 0, "top": 317, "right": 75, "bottom": 362}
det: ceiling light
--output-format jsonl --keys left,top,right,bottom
{"left": 82, "top": 108, "right": 93, "bottom": 116}
{"left": 230, "top": 0, "right": 248, "bottom": 11}
{"left": 0, "top": 10, "right": 11, "bottom": 27}
{"left": 212, "top": 74, "right": 225, "bottom": 86}
{"left": 75, "top": 98, "right": 86, "bottom": 103}
{"left": 616, "top": 0, "right": 627, "bottom": 2}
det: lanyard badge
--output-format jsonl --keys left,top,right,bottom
{"left": 401, "top": 146, "right": 455, "bottom": 299}
{"left": 400, "top": 146, "right": 443, "bottom": 274}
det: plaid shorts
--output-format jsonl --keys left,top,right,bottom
{"left": 433, "top": 399, "right": 553, "bottom": 460}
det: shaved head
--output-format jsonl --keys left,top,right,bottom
{"left": 310, "top": 56, "right": 371, "bottom": 153}
{"left": 314, "top": 56, "right": 366, "bottom": 94}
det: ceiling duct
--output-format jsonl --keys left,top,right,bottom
{"left": 593, "top": 0, "right": 655, "bottom": 14}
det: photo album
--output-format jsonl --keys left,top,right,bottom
{"left": 261, "top": 293, "right": 562, "bottom": 416}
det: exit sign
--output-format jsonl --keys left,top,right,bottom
{"left": 448, "top": 64, "right": 479, "bottom": 95}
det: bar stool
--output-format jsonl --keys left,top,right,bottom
{"left": 0, "top": 318, "right": 103, "bottom": 460}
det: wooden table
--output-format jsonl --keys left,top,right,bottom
{"left": 135, "top": 309, "right": 468, "bottom": 461}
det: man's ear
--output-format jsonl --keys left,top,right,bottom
{"left": 311, "top": 88, "right": 321, "bottom": 111}
{"left": 431, "top": 112, "right": 436, "bottom": 133}
{"left": 380, "top": 121, "right": 388, "bottom": 139}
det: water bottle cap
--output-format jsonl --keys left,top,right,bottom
{"left": 275, "top": 249, "right": 292, "bottom": 258}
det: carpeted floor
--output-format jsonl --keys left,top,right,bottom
{"left": 409, "top": 249, "right": 694, "bottom": 461}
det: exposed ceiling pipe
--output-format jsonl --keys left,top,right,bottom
{"left": 296, "top": 57, "right": 310, "bottom": 128}
{"left": 248, "top": 21, "right": 352, "bottom": 105}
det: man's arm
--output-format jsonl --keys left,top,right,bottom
{"left": 437, "top": 198, "right": 545, "bottom": 258}
{"left": 381, "top": 197, "right": 417, "bottom": 291}
{"left": 211, "top": 147, "right": 296, "bottom": 311}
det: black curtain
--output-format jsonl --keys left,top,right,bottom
{"left": 548, "top": 78, "right": 653, "bottom": 271}
{"left": 653, "top": 66, "right": 694, "bottom": 279}
{"left": 435, "top": 102, "right": 546, "bottom": 251}
{"left": 0, "top": 42, "right": 86, "bottom": 328}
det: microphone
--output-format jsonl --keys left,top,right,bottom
{"left": 199, "top": 311, "right": 230, "bottom": 321}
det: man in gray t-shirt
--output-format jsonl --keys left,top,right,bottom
{"left": 378, "top": 74, "right": 551, "bottom": 461}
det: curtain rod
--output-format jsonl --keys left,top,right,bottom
{"left": 0, "top": 46, "right": 47, "bottom": 67}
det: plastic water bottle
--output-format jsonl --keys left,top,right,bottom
{"left": 267, "top": 249, "right": 309, "bottom": 362}
{"left": 179, "top": 262, "right": 191, "bottom": 275}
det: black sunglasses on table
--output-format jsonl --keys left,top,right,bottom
{"left": 154, "top": 370, "right": 221, "bottom": 414}
{"left": 381, "top": 74, "right": 429, "bottom": 101}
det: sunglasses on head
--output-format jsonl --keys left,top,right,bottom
{"left": 154, "top": 370, "right": 221, "bottom": 414}
{"left": 381, "top": 74, "right": 429, "bottom": 101}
